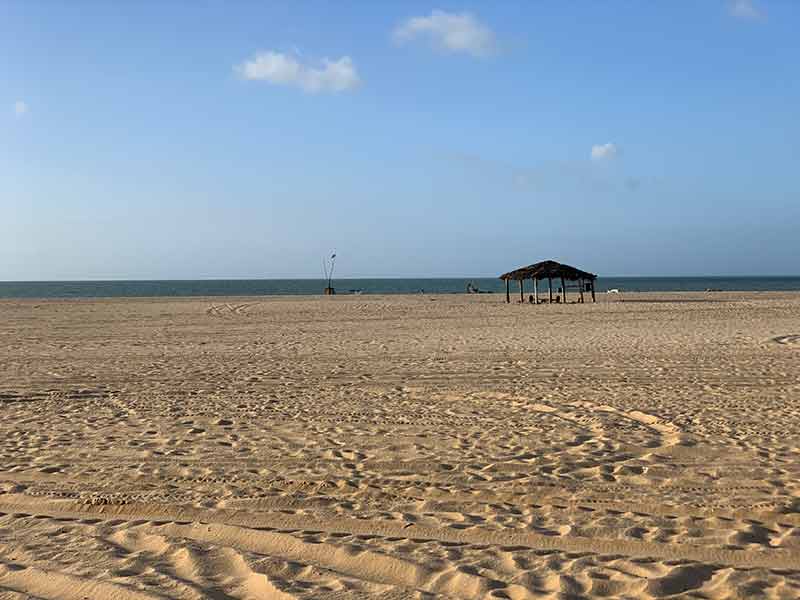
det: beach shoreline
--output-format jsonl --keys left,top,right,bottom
{"left": 2, "top": 288, "right": 800, "bottom": 304}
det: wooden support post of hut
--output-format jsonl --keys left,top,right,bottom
{"left": 499, "top": 260, "right": 598, "bottom": 306}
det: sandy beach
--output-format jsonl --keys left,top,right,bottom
{"left": 1, "top": 292, "right": 799, "bottom": 599}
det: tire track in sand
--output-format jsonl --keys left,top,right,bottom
{"left": 2, "top": 498, "right": 799, "bottom": 572}
{"left": 0, "top": 558, "right": 164, "bottom": 600}
{"left": 205, "top": 303, "right": 259, "bottom": 318}
{"left": 529, "top": 401, "right": 686, "bottom": 447}
{"left": 108, "top": 529, "right": 295, "bottom": 600}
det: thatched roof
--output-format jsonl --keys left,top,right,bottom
{"left": 499, "top": 260, "right": 597, "bottom": 282}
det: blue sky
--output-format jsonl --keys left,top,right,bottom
{"left": 2, "top": 0, "right": 798, "bottom": 279}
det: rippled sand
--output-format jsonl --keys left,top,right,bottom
{"left": 1, "top": 292, "right": 800, "bottom": 599}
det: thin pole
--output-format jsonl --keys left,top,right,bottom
{"left": 548, "top": 278, "right": 553, "bottom": 303}
{"left": 591, "top": 279, "right": 596, "bottom": 303}
{"left": 519, "top": 279, "right": 524, "bottom": 303}
{"left": 506, "top": 279, "right": 510, "bottom": 303}
{"left": 561, "top": 277, "right": 567, "bottom": 303}
{"left": 534, "top": 278, "right": 539, "bottom": 304}
{"left": 579, "top": 279, "right": 585, "bottom": 304}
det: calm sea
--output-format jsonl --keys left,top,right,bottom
{"left": 0, "top": 277, "right": 799, "bottom": 299}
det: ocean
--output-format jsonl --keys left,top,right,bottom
{"left": 0, "top": 277, "right": 799, "bottom": 299}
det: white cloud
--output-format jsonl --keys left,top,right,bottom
{"left": 393, "top": 10, "right": 496, "bottom": 57}
{"left": 591, "top": 143, "right": 619, "bottom": 161}
{"left": 14, "top": 100, "right": 28, "bottom": 117}
{"left": 235, "top": 51, "right": 360, "bottom": 93}
{"left": 729, "top": 0, "right": 764, "bottom": 20}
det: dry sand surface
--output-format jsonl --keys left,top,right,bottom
{"left": 2, "top": 292, "right": 800, "bottom": 599}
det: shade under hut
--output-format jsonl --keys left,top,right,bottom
{"left": 499, "top": 260, "right": 597, "bottom": 304}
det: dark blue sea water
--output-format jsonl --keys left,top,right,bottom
{"left": 0, "top": 277, "right": 799, "bottom": 299}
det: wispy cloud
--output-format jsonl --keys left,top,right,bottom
{"left": 235, "top": 51, "right": 360, "bottom": 93}
{"left": 728, "top": 0, "right": 765, "bottom": 21}
{"left": 591, "top": 143, "right": 619, "bottom": 161}
{"left": 14, "top": 100, "right": 28, "bottom": 117}
{"left": 444, "top": 151, "right": 644, "bottom": 195}
{"left": 393, "top": 10, "right": 496, "bottom": 57}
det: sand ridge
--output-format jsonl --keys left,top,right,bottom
{"left": 1, "top": 292, "right": 800, "bottom": 598}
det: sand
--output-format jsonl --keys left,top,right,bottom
{"left": 1, "top": 291, "right": 800, "bottom": 599}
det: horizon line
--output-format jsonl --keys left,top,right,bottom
{"left": 2, "top": 274, "right": 800, "bottom": 284}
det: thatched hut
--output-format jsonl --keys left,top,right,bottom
{"left": 499, "top": 260, "right": 597, "bottom": 304}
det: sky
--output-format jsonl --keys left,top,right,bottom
{"left": 2, "top": 0, "right": 799, "bottom": 280}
